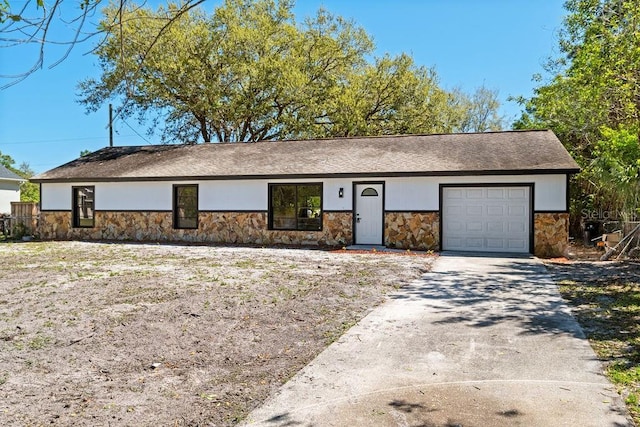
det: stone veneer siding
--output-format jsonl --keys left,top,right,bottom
{"left": 38, "top": 211, "right": 352, "bottom": 246}
{"left": 39, "top": 210, "right": 568, "bottom": 257}
{"left": 534, "top": 212, "right": 569, "bottom": 258}
{"left": 384, "top": 212, "right": 439, "bottom": 251}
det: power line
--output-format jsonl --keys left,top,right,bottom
{"left": 119, "top": 118, "right": 153, "bottom": 145}
{"left": 0, "top": 135, "right": 138, "bottom": 145}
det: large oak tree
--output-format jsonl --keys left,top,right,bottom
{"left": 79, "top": 0, "right": 499, "bottom": 143}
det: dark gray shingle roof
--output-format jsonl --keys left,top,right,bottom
{"left": 33, "top": 130, "right": 580, "bottom": 182}
{"left": 0, "top": 164, "right": 24, "bottom": 181}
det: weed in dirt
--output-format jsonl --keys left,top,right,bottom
{"left": 275, "top": 285, "right": 295, "bottom": 301}
{"left": 324, "top": 319, "right": 358, "bottom": 344}
{"left": 234, "top": 259, "right": 259, "bottom": 269}
{"left": 553, "top": 262, "right": 640, "bottom": 424}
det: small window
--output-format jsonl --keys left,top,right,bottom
{"left": 269, "top": 183, "right": 322, "bottom": 231}
{"left": 173, "top": 185, "right": 198, "bottom": 229}
{"left": 360, "top": 187, "right": 378, "bottom": 197}
{"left": 72, "top": 186, "right": 95, "bottom": 228}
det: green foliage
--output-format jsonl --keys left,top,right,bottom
{"left": 17, "top": 162, "right": 39, "bottom": 203}
{"left": 515, "top": 0, "right": 640, "bottom": 224}
{"left": 559, "top": 277, "right": 640, "bottom": 423}
{"left": 79, "top": 0, "right": 500, "bottom": 143}
{"left": 0, "top": 151, "right": 40, "bottom": 202}
{"left": 452, "top": 85, "right": 504, "bottom": 133}
{"left": 0, "top": 151, "right": 15, "bottom": 169}
{"left": 0, "top": 0, "right": 20, "bottom": 23}
{"left": 12, "top": 221, "right": 28, "bottom": 239}
{"left": 583, "top": 126, "right": 640, "bottom": 218}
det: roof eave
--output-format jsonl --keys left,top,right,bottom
{"left": 31, "top": 167, "right": 581, "bottom": 183}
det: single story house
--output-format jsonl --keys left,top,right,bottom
{"left": 32, "top": 130, "right": 579, "bottom": 257}
{"left": 0, "top": 164, "right": 23, "bottom": 214}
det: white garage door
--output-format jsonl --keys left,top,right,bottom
{"left": 442, "top": 186, "right": 530, "bottom": 253}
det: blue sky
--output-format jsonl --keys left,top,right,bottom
{"left": 0, "top": 1, "right": 566, "bottom": 173}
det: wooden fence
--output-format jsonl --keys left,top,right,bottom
{"left": 8, "top": 202, "right": 40, "bottom": 237}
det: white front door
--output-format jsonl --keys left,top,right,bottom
{"left": 442, "top": 186, "right": 531, "bottom": 253}
{"left": 355, "top": 183, "right": 383, "bottom": 245}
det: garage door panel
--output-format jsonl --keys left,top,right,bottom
{"left": 509, "top": 188, "right": 527, "bottom": 199}
{"left": 446, "top": 221, "right": 465, "bottom": 232}
{"left": 466, "top": 189, "right": 483, "bottom": 198}
{"left": 466, "top": 221, "right": 483, "bottom": 232}
{"left": 508, "top": 205, "right": 526, "bottom": 216}
{"left": 447, "top": 189, "right": 464, "bottom": 199}
{"left": 487, "top": 188, "right": 505, "bottom": 198}
{"left": 508, "top": 239, "right": 527, "bottom": 250}
{"left": 508, "top": 222, "right": 526, "bottom": 232}
{"left": 486, "top": 239, "right": 506, "bottom": 249}
{"left": 486, "top": 205, "right": 504, "bottom": 216}
{"left": 446, "top": 237, "right": 464, "bottom": 248}
{"left": 487, "top": 221, "right": 504, "bottom": 232}
{"left": 466, "top": 205, "right": 483, "bottom": 216}
{"left": 465, "top": 238, "right": 484, "bottom": 249}
{"left": 442, "top": 186, "right": 530, "bottom": 253}
{"left": 446, "top": 205, "right": 464, "bottom": 215}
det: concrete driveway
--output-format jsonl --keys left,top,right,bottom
{"left": 242, "top": 254, "right": 632, "bottom": 427}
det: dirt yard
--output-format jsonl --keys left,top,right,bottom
{"left": 0, "top": 241, "right": 432, "bottom": 426}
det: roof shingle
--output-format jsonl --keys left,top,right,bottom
{"left": 0, "top": 164, "right": 24, "bottom": 181}
{"left": 32, "top": 130, "right": 580, "bottom": 182}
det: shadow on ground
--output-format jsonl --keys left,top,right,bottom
{"left": 388, "top": 255, "right": 585, "bottom": 339}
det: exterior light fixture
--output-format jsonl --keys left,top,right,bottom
{"left": 338, "top": 187, "right": 344, "bottom": 198}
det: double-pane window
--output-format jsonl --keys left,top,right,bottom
{"left": 269, "top": 184, "right": 322, "bottom": 231}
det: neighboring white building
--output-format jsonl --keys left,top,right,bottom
{"left": 33, "top": 130, "right": 580, "bottom": 257}
{"left": 0, "top": 164, "right": 23, "bottom": 214}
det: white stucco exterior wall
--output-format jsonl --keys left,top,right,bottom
{"left": 40, "top": 179, "right": 355, "bottom": 212}
{"left": 96, "top": 182, "right": 172, "bottom": 211}
{"left": 0, "top": 180, "right": 21, "bottom": 214}
{"left": 43, "top": 182, "right": 183, "bottom": 211}
{"left": 199, "top": 180, "right": 266, "bottom": 211}
{"left": 40, "top": 183, "right": 71, "bottom": 211}
{"left": 199, "top": 178, "right": 354, "bottom": 211}
{"left": 385, "top": 174, "right": 567, "bottom": 212}
{"left": 40, "top": 183, "right": 75, "bottom": 211}
{"left": 40, "top": 174, "right": 568, "bottom": 213}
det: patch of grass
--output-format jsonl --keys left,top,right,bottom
{"left": 608, "top": 362, "right": 640, "bottom": 407}
{"left": 234, "top": 259, "right": 258, "bottom": 269}
{"left": 559, "top": 278, "right": 640, "bottom": 423}
{"left": 275, "top": 285, "right": 294, "bottom": 301}
{"left": 323, "top": 319, "right": 358, "bottom": 344}
{"left": 28, "top": 334, "right": 51, "bottom": 350}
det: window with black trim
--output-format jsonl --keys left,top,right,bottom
{"left": 173, "top": 185, "right": 198, "bottom": 229}
{"left": 269, "top": 184, "right": 322, "bottom": 231}
{"left": 73, "top": 186, "right": 95, "bottom": 228}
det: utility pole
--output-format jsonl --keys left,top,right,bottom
{"left": 109, "top": 103, "right": 114, "bottom": 147}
